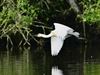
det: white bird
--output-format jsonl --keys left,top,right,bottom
{"left": 37, "top": 23, "right": 80, "bottom": 56}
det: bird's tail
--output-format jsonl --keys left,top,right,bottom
{"left": 71, "top": 32, "right": 86, "bottom": 40}
{"left": 71, "top": 32, "right": 80, "bottom": 38}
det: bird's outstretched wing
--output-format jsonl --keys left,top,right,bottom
{"left": 51, "top": 37, "right": 64, "bottom": 56}
{"left": 50, "top": 23, "right": 71, "bottom": 56}
{"left": 53, "top": 23, "right": 74, "bottom": 39}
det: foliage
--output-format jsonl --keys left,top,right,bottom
{"left": 0, "top": 0, "right": 72, "bottom": 46}
{"left": 0, "top": 0, "right": 39, "bottom": 46}
{"left": 83, "top": 0, "right": 100, "bottom": 25}
{"left": 0, "top": 0, "right": 82, "bottom": 46}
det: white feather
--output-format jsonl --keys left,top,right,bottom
{"left": 54, "top": 23, "right": 73, "bottom": 39}
{"left": 51, "top": 37, "right": 64, "bottom": 56}
{"left": 50, "top": 23, "right": 71, "bottom": 56}
{"left": 37, "top": 23, "right": 80, "bottom": 56}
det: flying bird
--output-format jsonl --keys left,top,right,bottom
{"left": 37, "top": 23, "right": 80, "bottom": 56}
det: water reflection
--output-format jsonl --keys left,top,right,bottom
{"left": 0, "top": 44, "right": 100, "bottom": 75}
{"left": 84, "top": 45, "right": 100, "bottom": 75}
{"left": 0, "top": 47, "right": 32, "bottom": 75}
{"left": 52, "top": 66, "right": 63, "bottom": 75}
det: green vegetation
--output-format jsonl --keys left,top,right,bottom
{"left": 83, "top": 0, "right": 100, "bottom": 26}
{"left": 0, "top": 0, "right": 72, "bottom": 46}
{"left": 0, "top": 0, "right": 100, "bottom": 46}
{"left": 0, "top": 0, "right": 39, "bottom": 46}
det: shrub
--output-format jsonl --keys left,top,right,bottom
{"left": 0, "top": 0, "right": 39, "bottom": 46}
{"left": 83, "top": 0, "right": 100, "bottom": 26}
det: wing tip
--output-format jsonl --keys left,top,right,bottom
{"left": 51, "top": 50, "right": 60, "bottom": 56}
{"left": 51, "top": 53, "right": 59, "bottom": 56}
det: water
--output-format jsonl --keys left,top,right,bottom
{"left": 0, "top": 44, "right": 100, "bottom": 75}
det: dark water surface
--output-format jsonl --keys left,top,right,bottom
{"left": 0, "top": 44, "right": 100, "bottom": 75}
